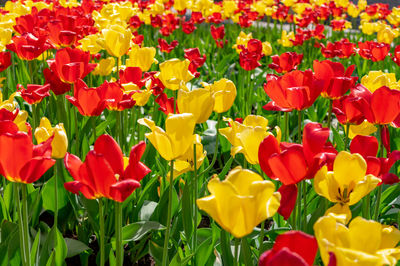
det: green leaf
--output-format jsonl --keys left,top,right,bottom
{"left": 39, "top": 227, "right": 68, "bottom": 266}
{"left": 219, "top": 229, "right": 233, "bottom": 266}
{"left": 149, "top": 240, "right": 163, "bottom": 265}
{"left": 181, "top": 181, "right": 193, "bottom": 243}
{"left": 111, "top": 221, "right": 164, "bottom": 249}
{"left": 65, "top": 238, "right": 91, "bottom": 258}
{"left": 170, "top": 247, "right": 194, "bottom": 266}
{"left": 42, "top": 176, "right": 68, "bottom": 213}
{"left": 240, "top": 237, "right": 253, "bottom": 266}
{"left": 138, "top": 201, "right": 158, "bottom": 221}
{"left": 31, "top": 229, "right": 41, "bottom": 266}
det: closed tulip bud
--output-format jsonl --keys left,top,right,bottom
{"left": 92, "top": 57, "right": 115, "bottom": 76}
{"left": 197, "top": 167, "right": 281, "bottom": 238}
{"left": 35, "top": 117, "right": 68, "bottom": 159}
{"left": 99, "top": 24, "right": 132, "bottom": 58}
{"left": 177, "top": 88, "right": 214, "bottom": 123}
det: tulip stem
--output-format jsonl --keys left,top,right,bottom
{"left": 99, "top": 198, "right": 105, "bottom": 266}
{"left": 173, "top": 90, "right": 177, "bottom": 114}
{"left": 344, "top": 123, "right": 350, "bottom": 150}
{"left": 199, "top": 113, "right": 222, "bottom": 176}
{"left": 54, "top": 160, "right": 60, "bottom": 232}
{"left": 259, "top": 221, "right": 265, "bottom": 252}
{"left": 326, "top": 100, "right": 333, "bottom": 129}
{"left": 298, "top": 110, "right": 302, "bottom": 143}
{"left": 92, "top": 116, "right": 97, "bottom": 141}
{"left": 193, "top": 144, "right": 198, "bottom": 255}
{"left": 297, "top": 182, "right": 302, "bottom": 230}
{"left": 115, "top": 201, "right": 123, "bottom": 266}
{"left": 284, "top": 112, "right": 289, "bottom": 141}
{"left": 374, "top": 125, "right": 384, "bottom": 220}
{"left": 21, "top": 184, "right": 31, "bottom": 266}
{"left": 162, "top": 160, "right": 174, "bottom": 266}
{"left": 302, "top": 180, "right": 307, "bottom": 230}
{"left": 15, "top": 184, "right": 27, "bottom": 266}
{"left": 234, "top": 238, "right": 240, "bottom": 266}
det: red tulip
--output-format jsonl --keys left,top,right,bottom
{"left": 392, "top": 45, "right": 400, "bottom": 66}
{"left": 0, "top": 52, "right": 11, "bottom": 72}
{"left": 43, "top": 67, "right": 72, "bottom": 95}
{"left": 155, "top": 92, "right": 178, "bottom": 115}
{"left": 47, "top": 19, "right": 78, "bottom": 47}
{"left": 98, "top": 80, "right": 135, "bottom": 111}
{"left": 350, "top": 135, "right": 400, "bottom": 185}
{"left": 351, "top": 85, "right": 400, "bottom": 125}
{"left": 269, "top": 52, "right": 303, "bottom": 73}
{"left": 184, "top": 48, "right": 206, "bottom": 77}
{"left": 157, "top": 38, "right": 179, "bottom": 53}
{"left": 66, "top": 79, "right": 111, "bottom": 116}
{"left": 263, "top": 70, "right": 323, "bottom": 112}
{"left": 0, "top": 129, "right": 55, "bottom": 183}
{"left": 358, "top": 41, "right": 390, "bottom": 62}
{"left": 313, "top": 60, "right": 357, "bottom": 99}
{"left": 210, "top": 25, "right": 226, "bottom": 48}
{"left": 332, "top": 95, "right": 366, "bottom": 125}
{"left": 17, "top": 84, "right": 51, "bottom": 104}
{"left": 239, "top": 39, "right": 264, "bottom": 71}
{"left": 259, "top": 231, "right": 318, "bottom": 266}
{"left": 182, "top": 20, "right": 196, "bottom": 34}
{"left": 7, "top": 33, "right": 52, "bottom": 61}
{"left": 319, "top": 39, "right": 356, "bottom": 59}
{"left": 277, "top": 184, "right": 298, "bottom": 220}
{"left": 47, "top": 47, "right": 96, "bottom": 84}
{"left": 64, "top": 135, "right": 150, "bottom": 202}
{"left": 119, "top": 67, "right": 144, "bottom": 87}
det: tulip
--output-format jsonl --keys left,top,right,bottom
{"left": 47, "top": 47, "right": 96, "bottom": 84}
{"left": 232, "top": 31, "right": 252, "bottom": 53}
{"left": 92, "top": 57, "right": 115, "bottom": 76}
{"left": 220, "top": 115, "right": 278, "bottom": 165}
{"left": 197, "top": 167, "right": 281, "bottom": 238}
{"left": 0, "top": 51, "right": 11, "bottom": 72}
{"left": 259, "top": 231, "right": 318, "bottom": 266}
{"left": 361, "top": 71, "right": 400, "bottom": 92}
{"left": 66, "top": 79, "right": 111, "bottom": 116}
{"left": 203, "top": 78, "right": 237, "bottom": 113}
{"left": 314, "top": 215, "right": 400, "bottom": 266}
{"left": 347, "top": 120, "right": 377, "bottom": 139}
{"left": 17, "top": 84, "right": 50, "bottom": 105}
{"left": 98, "top": 80, "right": 135, "bottom": 111}
{"left": 184, "top": 48, "right": 206, "bottom": 78}
{"left": 155, "top": 93, "right": 177, "bottom": 115}
{"left": 314, "top": 151, "right": 380, "bottom": 220}
{"left": 34, "top": 117, "right": 68, "bottom": 159}
{"left": 269, "top": 52, "right": 303, "bottom": 73}
{"left": 171, "top": 134, "right": 206, "bottom": 178}
{"left": 126, "top": 45, "right": 158, "bottom": 71}
{"left": 43, "top": 67, "right": 71, "bottom": 95}
{"left": 64, "top": 135, "right": 150, "bottom": 202}
{"left": 157, "top": 38, "right": 178, "bottom": 53}
{"left": 99, "top": 24, "right": 132, "bottom": 58}
{"left": 177, "top": 87, "right": 214, "bottom": 124}
{"left": 358, "top": 41, "right": 390, "bottom": 62}
{"left": 158, "top": 59, "right": 194, "bottom": 91}
{"left": 7, "top": 33, "right": 52, "bottom": 61}
{"left": 138, "top": 113, "right": 196, "bottom": 161}
{"left": 0, "top": 128, "right": 55, "bottom": 184}
{"left": 263, "top": 70, "right": 323, "bottom": 112}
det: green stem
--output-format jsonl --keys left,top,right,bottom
{"left": 115, "top": 201, "right": 123, "bottom": 266}
{"left": 259, "top": 221, "right": 265, "bottom": 252}
{"left": 116, "top": 111, "right": 122, "bottom": 144}
{"left": 92, "top": 116, "right": 97, "bottom": 142}
{"left": 284, "top": 112, "right": 289, "bottom": 141}
{"left": 54, "top": 161, "right": 59, "bottom": 230}
{"left": 32, "top": 104, "right": 38, "bottom": 130}
{"left": 21, "top": 184, "right": 31, "bottom": 266}
{"left": 193, "top": 144, "right": 198, "bottom": 254}
{"left": 298, "top": 110, "right": 302, "bottom": 143}
{"left": 365, "top": 193, "right": 371, "bottom": 219}
{"left": 344, "top": 123, "right": 350, "bottom": 150}
{"left": 297, "top": 182, "right": 302, "bottom": 230}
{"left": 199, "top": 113, "right": 222, "bottom": 176}
{"left": 15, "top": 184, "right": 27, "bottom": 266}
{"left": 173, "top": 90, "right": 177, "bottom": 114}
{"left": 302, "top": 181, "right": 307, "bottom": 230}
{"left": 234, "top": 238, "right": 240, "bottom": 266}
{"left": 326, "top": 100, "right": 333, "bottom": 129}
{"left": 374, "top": 125, "right": 384, "bottom": 220}
{"left": 162, "top": 160, "right": 174, "bottom": 266}
{"left": 99, "top": 198, "right": 105, "bottom": 266}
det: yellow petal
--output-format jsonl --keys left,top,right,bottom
{"left": 348, "top": 174, "right": 380, "bottom": 205}
{"left": 333, "top": 151, "right": 367, "bottom": 190}
{"left": 177, "top": 88, "right": 215, "bottom": 124}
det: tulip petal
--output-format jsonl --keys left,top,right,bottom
{"left": 94, "top": 134, "right": 124, "bottom": 175}
{"left": 110, "top": 179, "right": 141, "bottom": 202}
{"left": 20, "top": 157, "right": 55, "bottom": 183}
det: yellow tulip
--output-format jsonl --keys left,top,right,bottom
{"left": 360, "top": 22, "right": 377, "bottom": 35}
{"left": 138, "top": 113, "right": 196, "bottom": 161}
{"left": 314, "top": 214, "right": 400, "bottom": 266}
{"left": 278, "top": 30, "right": 295, "bottom": 47}
{"left": 262, "top": 41, "right": 272, "bottom": 56}
{"left": 314, "top": 151, "right": 380, "bottom": 220}
{"left": 197, "top": 166, "right": 280, "bottom": 238}
{"left": 203, "top": 78, "right": 237, "bottom": 113}
{"left": 158, "top": 59, "right": 194, "bottom": 91}
{"left": 78, "top": 34, "right": 103, "bottom": 54}
{"left": 126, "top": 45, "right": 158, "bottom": 72}
{"left": 92, "top": 57, "right": 115, "bottom": 76}
{"left": 170, "top": 134, "right": 206, "bottom": 178}
{"left": 0, "top": 91, "right": 18, "bottom": 111}
{"left": 348, "top": 120, "right": 377, "bottom": 139}
{"left": 174, "top": 0, "right": 191, "bottom": 11}
{"left": 232, "top": 31, "right": 252, "bottom": 53}
{"left": 219, "top": 115, "right": 279, "bottom": 165}
{"left": 361, "top": 71, "right": 400, "bottom": 92}
{"left": 377, "top": 25, "right": 398, "bottom": 44}
{"left": 0, "top": 27, "right": 12, "bottom": 51}
{"left": 177, "top": 88, "right": 214, "bottom": 124}
{"left": 132, "top": 88, "right": 153, "bottom": 107}
{"left": 222, "top": 0, "right": 237, "bottom": 18}
{"left": 14, "top": 110, "right": 29, "bottom": 133}
{"left": 99, "top": 24, "right": 132, "bottom": 58}
{"left": 34, "top": 117, "right": 68, "bottom": 159}
{"left": 347, "top": 4, "right": 360, "bottom": 18}
{"left": 358, "top": 0, "right": 367, "bottom": 10}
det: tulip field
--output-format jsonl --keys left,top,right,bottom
{"left": 2, "top": 0, "right": 400, "bottom": 265}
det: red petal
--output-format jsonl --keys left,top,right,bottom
{"left": 350, "top": 135, "right": 378, "bottom": 158}
{"left": 277, "top": 184, "right": 297, "bottom": 220}
{"left": 94, "top": 134, "right": 124, "bottom": 175}
{"left": 258, "top": 135, "right": 280, "bottom": 179}
{"left": 109, "top": 179, "right": 140, "bottom": 202}
{"left": 20, "top": 157, "right": 55, "bottom": 183}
